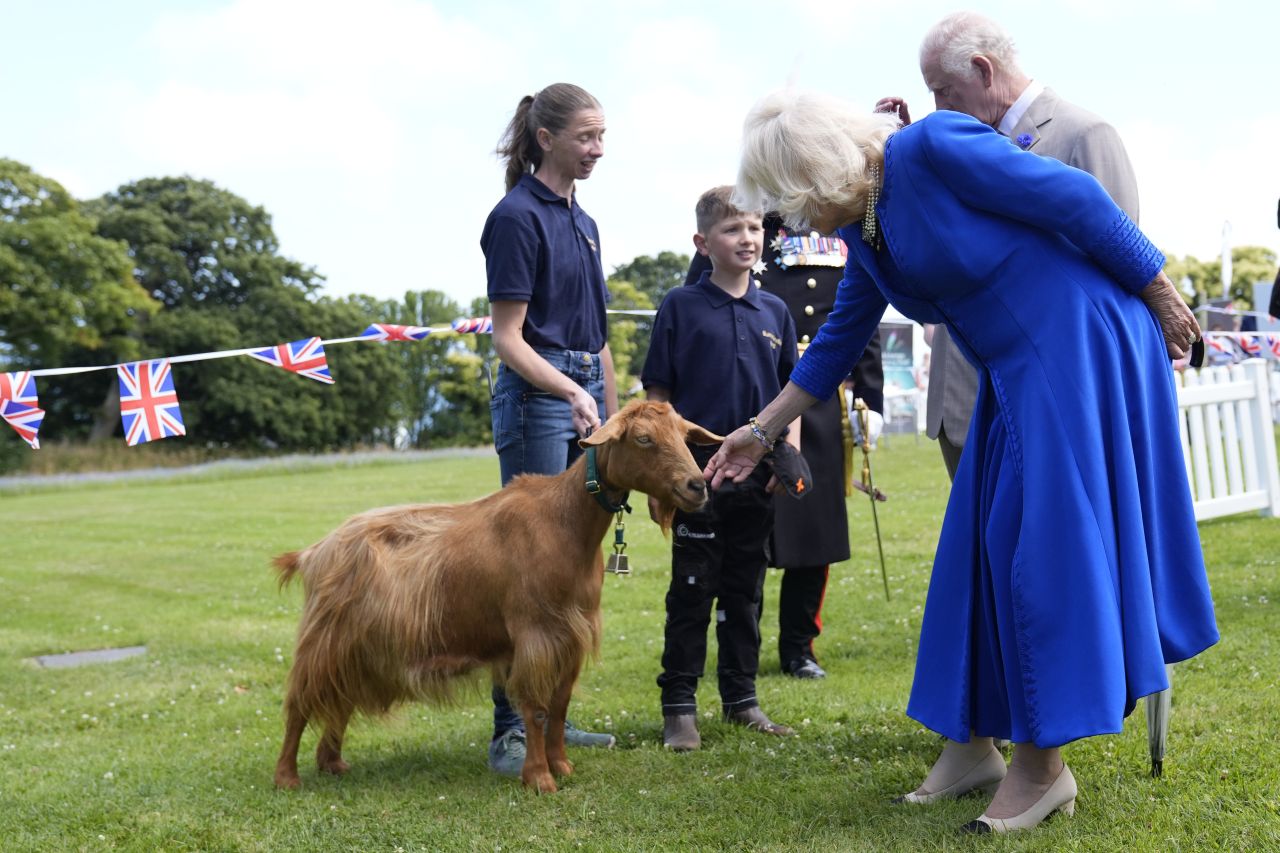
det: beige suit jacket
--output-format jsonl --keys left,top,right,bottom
{"left": 926, "top": 88, "right": 1140, "bottom": 445}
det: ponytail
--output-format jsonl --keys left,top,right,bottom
{"left": 495, "top": 83, "right": 601, "bottom": 193}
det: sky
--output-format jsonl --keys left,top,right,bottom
{"left": 6, "top": 0, "right": 1278, "bottom": 311}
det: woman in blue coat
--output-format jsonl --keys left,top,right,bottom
{"left": 706, "top": 90, "right": 1218, "bottom": 834}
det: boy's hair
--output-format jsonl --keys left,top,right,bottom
{"left": 696, "top": 185, "right": 761, "bottom": 234}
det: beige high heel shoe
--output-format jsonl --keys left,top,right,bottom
{"left": 894, "top": 743, "right": 1007, "bottom": 804}
{"left": 961, "top": 763, "right": 1077, "bottom": 833}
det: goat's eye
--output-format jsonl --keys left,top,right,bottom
{"left": 635, "top": 435, "right": 653, "bottom": 446}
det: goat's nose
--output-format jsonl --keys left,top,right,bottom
{"left": 685, "top": 477, "right": 707, "bottom": 496}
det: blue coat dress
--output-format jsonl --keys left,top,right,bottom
{"left": 790, "top": 111, "right": 1219, "bottom": 748}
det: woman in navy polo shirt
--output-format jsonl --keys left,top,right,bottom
{"left": 479, "top": 82, "right": 619, "bottom": 776}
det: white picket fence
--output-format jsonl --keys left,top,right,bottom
{"left": 1175, "top": 359, "right": 1280, "bottom": 521}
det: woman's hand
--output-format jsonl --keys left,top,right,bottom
{"left": 704, "top": 424, "right": 769, "bottom": 490}
{"left": 1140, "top": 272, "right": 1201, "bottom": 360}
{"left": 569, "top": 386, "right": 603, "bottom": 438}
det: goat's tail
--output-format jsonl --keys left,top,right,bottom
{"left": 274, "top": 551, "right": 303, "bottom": 589}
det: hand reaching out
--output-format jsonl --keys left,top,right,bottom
{"left": 875, "top": 96, "right": 912, "bottom": 126}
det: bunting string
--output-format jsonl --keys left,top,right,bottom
{"left": 1, "top": 310, "right": 659, "bottom": 449}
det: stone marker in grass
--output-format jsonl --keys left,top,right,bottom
{"left": 31, "top": 646, "right": 147, "bottom": 668}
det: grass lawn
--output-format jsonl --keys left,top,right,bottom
{"left": 2, "top": 434, "right": 1278, "bottom": 852}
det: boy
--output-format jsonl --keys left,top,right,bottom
{"left": 641, "top": 186, "right": 799, "bottom": 751}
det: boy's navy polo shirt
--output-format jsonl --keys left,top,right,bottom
{"left": 481, "top": 173, "right": 610, "bottom": 353}
{"left": 642, "top": 270, "right": 798, "bottom": 436}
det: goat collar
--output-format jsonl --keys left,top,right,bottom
{"left": 584, "top": 446, "right": 632, "bottom": 514}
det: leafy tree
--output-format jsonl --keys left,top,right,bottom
{"left": 425, "top": 296, "right": 497, "bottom": 447}
{"left": 82, "top": 176, "right": 407, "bottom": 448}
{"left": 606, "top": 252, "right": 684, "bottom": 403}
{"left": 610, "top": 251, "right": 690, "bottom": 306}
{"left": 87, "top": 176, "right": 319, "bottom": 308}
{"left": 1164, "top": 245, "right": 1277, "bottom": 309}
{"left": 604, "top": 279, "right": 654, "bottom": 403}
{"left": 0, "top": 158, "right": 154, "bottom": 371}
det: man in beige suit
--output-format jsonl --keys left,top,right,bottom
{"left": 876, "top": 10, "right": 1145, "bottom": 820}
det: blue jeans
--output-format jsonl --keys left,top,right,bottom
{"left": 489, "top": 347, "right": 606, "bottom": 736}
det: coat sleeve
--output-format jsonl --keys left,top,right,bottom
{"left": 917, "top": 112, "right": 1163, "bottom": 293}
{"left": 788, "top": 248, "right": 888, "bottom": 402}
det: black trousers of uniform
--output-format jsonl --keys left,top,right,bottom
{"left": 778, "top": 565, "right": 830, "bottom": 667}
{"left": 658, "top": 458, "right": 773, "bottom": 715}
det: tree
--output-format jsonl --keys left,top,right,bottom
{"left": 83, "top": 176, "right": 406, "bottom": 449}
{"left": 1164, "top": 245, "right": 1277, "bottom": 309}
{"left": 87, "top": 176, "right": 319, "bottom": 308}
{"left": 606, "top": 252, "right": 686, "bottom": 402}
{"left": 610, "top": 251, "right": 690, "bottom": 306}
{"left": 0, "top": 159, "right": 154, "bottom": 371}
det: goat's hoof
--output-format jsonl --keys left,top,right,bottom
{"left": 550, "top": 757, "right": 574, "bottom": 777}
{"left": 522, "top": 772, "right": 558, "bottom": 794}
{"left": 318, "top": 758, "right": 350, "bottom": 776}
{"left": 274, "top": 771, "right": 301, "bottom": 790}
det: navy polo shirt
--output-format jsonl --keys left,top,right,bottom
{"left": 480, "top": 173, "right": 609, "bottom": 353}
{"left": 642, "top": 270, "right": 798, "bottom": 435}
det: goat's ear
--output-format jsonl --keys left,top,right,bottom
{"left": 683, "top": 419, "right": 724, "bottom": 446}
{"left": 579, "top": 415, "right": 627, "bottom": 448}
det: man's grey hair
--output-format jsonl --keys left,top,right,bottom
{"left": 921, "top": 11, "right": 1021, "bottom": 77}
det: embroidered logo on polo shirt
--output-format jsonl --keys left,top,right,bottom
{"left": 761, "top": 330, "right": 782, "bottom": 349}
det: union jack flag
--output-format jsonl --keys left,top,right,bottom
{"left": 357, "top": 323, "right": 432, "bottom": 342}
{"left": 1267, "top": 334, "right": 1280, "bottom": 360}
{"left": 451, "top": 316, "right": 493, "bottom": 334}
{"left": 248, "top": 336, "right": 335, "bottom": 384}
{"left": 118, "top": 359, "right": 186, "bottom": 446}
{"left": 1, "top": 371, "right": 39, "bottom": 406}
{"left": 1238, "top": 334, "right": 1262, "bottom": 357}
{"left": 1, "top": 399, "right": 44, "bottom": 449}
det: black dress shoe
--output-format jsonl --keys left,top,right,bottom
{"left": 785, "top": 658, "right": 827, "bottom": 679}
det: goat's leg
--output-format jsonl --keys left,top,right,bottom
{"left": 544, "top": 664, "right": 580, "bottom": 778}
{"left": 316, "top": 702, "right": 354, "bottom": 776}
{"left": 518, "top": 702, "right": 557, "bottom": 794}
{"left": 274, "top": 697, "right": 307, "bottom": 789}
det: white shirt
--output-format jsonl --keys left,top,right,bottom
{"left": 997, "top": 79, "right": 1046, "bottom": 136}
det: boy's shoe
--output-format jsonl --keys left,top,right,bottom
{"left": 662, "top": 714, "right": 702, "bottom": 751}
{"left": 785, "top": 657, "right": 827, "bottom": 679}
{"left": 487, "top": 729, "right": 526, "bottom": 777}
{"left": 724, "top": 706, "right": 794, "bottom": 736}
{"left": 562, "top": 720, "right": 616, "bottom": 748}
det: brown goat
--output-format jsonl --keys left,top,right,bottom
{"left": 272, "top": 401, "right": 720, "bottom": 793}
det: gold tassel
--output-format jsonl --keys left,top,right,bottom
{"left": 841, "top": 390, "right": 855, "bottom": 497}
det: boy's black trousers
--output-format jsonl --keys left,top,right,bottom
{"left": 658, "top": 450, "right": 774, "bottom": 715}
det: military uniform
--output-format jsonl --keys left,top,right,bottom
{"left": 686, "top": 214, "right": 883, "bottom": 674}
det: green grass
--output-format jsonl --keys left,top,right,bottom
{"left": 2, "top": 435, "right": 1278, "bottom": 852}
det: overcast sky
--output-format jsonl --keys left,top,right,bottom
{"left": 6, "top": 0, "right": 1277, "bottom": 311}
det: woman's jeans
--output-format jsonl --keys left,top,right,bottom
{"left": 488, "top": 347, "right": 606, "bottom": 736}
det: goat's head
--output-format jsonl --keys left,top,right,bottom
{"left": 580, "top": 400, "right": 720, "bottom": 531}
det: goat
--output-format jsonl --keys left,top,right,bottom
{"left": 272, "top": 400, "right": 719, "bottom": 793}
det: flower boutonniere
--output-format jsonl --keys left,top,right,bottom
{"left": 1015, "top": 133, "right": 1034, "bottom": 150}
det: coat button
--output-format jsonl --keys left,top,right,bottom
{"left": 806, "top": 278, "right": 817, "bottom": 289}
{"left": 801, "top": 334, "right": 811, "bottom": 343}
{"left": 753, "top": 279, "right": 762, "bottom": 288}
{"left": 804, "top": 305, "right": 815, "bottom": 316}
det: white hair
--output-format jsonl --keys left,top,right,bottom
{"left": 921, "top": 11, "right": 1020, "bottom": 78}
{"left": 736, "top": 89, "right": 900, "bottom": 231}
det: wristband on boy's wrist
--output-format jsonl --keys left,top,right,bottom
{"left": 747, "top": 417, "right": 776, "bottom": 451}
